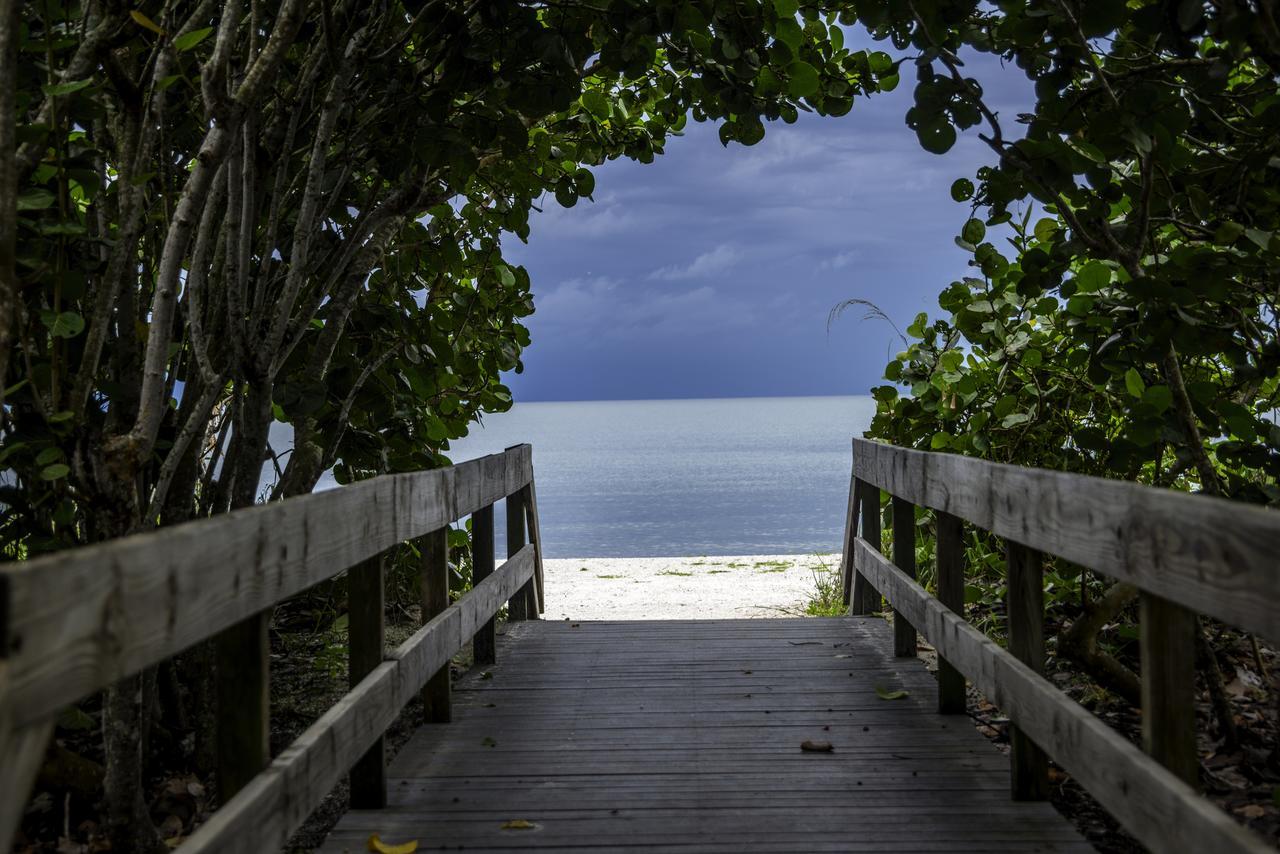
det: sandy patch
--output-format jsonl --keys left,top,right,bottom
{"left": 541, "top": 553, "right": 839, "bottom": 620}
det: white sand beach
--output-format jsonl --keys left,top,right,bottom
{"left": 540, "top": 553, "right": 839, "bottom": 620}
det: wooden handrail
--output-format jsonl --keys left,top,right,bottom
{"left": 851, "top": 438, "right": 1279, "bottom": 639}
{"left": 0, "top": 444, "right": 544, "bottom": 852}
{"left": 842, "top": 438, "right": 1279, "bottom": 854}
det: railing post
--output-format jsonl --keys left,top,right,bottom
{"left": 851, "top": 478, "right": 882, "bottom": 615}
{"left": 214, "top": 612, "right": 269, "bottom": 800}
{"left": 523, "top": 480, "right": 546, "bottom": 614}
{"left": 506, "top": 489, "right": 530, "bottom": 621}
{"left": 891, "top": 496, "right": 917, "bottom": 657}
{"left": 0, "top": 721, "right": 54, "bottom": 849}
{"left": 1006, "top": 541, "right": 1049, "bottom": 800}
{"left": 840, "top": 473, "right": 859, "bottom": 608}
{"left": 1140, "top": 593, "right": 1198, "bottom": 786}
{"left": 472, "top": 505, "right": 496, "bottom": 665}
{"left": 421, "top": 527, "right": 452, "bottom": 723}
{"left": 935, "top": 511, "right": 966, "bottom": 714}
{"left": 348, "top": 553, "right": 386, "bottom": 808}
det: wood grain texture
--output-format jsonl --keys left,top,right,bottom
{"left": 1141, "top": 592, "right": 1198, "bottom": 786}
{"left": 840, "top": 471, "right": 859, "bottom": 607}
{"left": 851, "top": 478, "right": 882, "bottom": 616}
{"left": 1006, "top": 542, "right": 1048, "bottom": 801}
{"left": 853, "top": 439, "right": 1280, "bottom": 640}
{"left": 471, "top": 504, "right": 496, "bottom": 666}
{"left": 419, "top": 528, "right": 451, "bottom": 723}
{"left": 214, "top": 612, "right": 268, "bottom": 800}
{"left": 891, "top": 496, "right": 917, "bottom": 658}
{"left": 0, "top": 445, "right": 533, "bottom": 726}
{"left": 0, "top": 719, "right": 52, "bottom": 851}
{"left": 348, "top": 554, "right": 386, "bottom": 809}
{"left": 523, "top": 479, "right": 546, "bottom": 614}
{"left": 854, "top": 538, "right": 1271, "bottom": 854}
{"left": 935, "top": 511, "right": 966, "bottom": 715}
{"left": 318, "top": 618, "right": 1089, "bottom": 853}
{"left": 505, "top": 489, "right": 530, "bottom": 621}
{"left": 180, "top": 546, "right": 536, "bottom": 854}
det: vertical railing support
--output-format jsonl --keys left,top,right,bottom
{"left": 506, "top": 488, "right": 529, "bottom": 621}
{"left": 891, "top": 496, "right": 917, "bottom": 657}
{"left": 214, "top": 612, "right": 269, "bottom": 800}
{"left": 935, "top": 511, "right": 966, "bottom": 714}
{"left": 524, "top": 480, "right": 546, "bottom": 614}
{"left": 0, "top": 721, "right": 54, "bottom": 848}
{"left": 348, "top": 553, "right": 387, "bottom": 808}
{"left": 1007, "top": 541, "right": 1049, "bottom": 800}
{"left": 421, "top": 527, "right": 452, "bottom": 723}
{"left": 472, "top": 505, "right": 496, "bottom": 665}
{"left": 840, "top": 472, "right": 859, "bottom": 608}
{"left": 1140, "top": 593, "right": 1199, "bottom": 786}
{"left": 851, "top": 478, "right": 882, "bottom": 615}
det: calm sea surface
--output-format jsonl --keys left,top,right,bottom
{"left": 448, "top": 396, "right": 875, "bottom": 558}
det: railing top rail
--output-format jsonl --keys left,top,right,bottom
{"left": 852, "top": 438, "right": 1280, "bottom": 641}
{"left": 0, "top": 444, "right": 533, "bottom": 727}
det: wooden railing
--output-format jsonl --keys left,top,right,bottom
{"left": 0, "top": 444, "right": 544, "bottom": 853}
{"left": 840, "top": 438, "right": 1278, "bottom": 854}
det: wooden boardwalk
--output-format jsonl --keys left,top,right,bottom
{"left": 320, "top": 617, "right": 1090, "bottom": 853}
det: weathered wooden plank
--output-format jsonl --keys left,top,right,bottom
{"left": 1141, "top": 592, "right": 1198, "bottom": 786}
{"left": 840, "top": 471, "right": 860, "bottom": 607}
{"left": 472, "top": 504, "right": 496, "bottom": 666}
{"left": 1005, "top": 542, "right": 1048, "bottom": 801}
{"left": 851, "top": 478, "right": 882, "bottom": 615}
{"left": 523, "top": 478, "right": 546, "bottom": 613}
{"left": 0, "top": 719, "right": 53, "bottom": 851}
{"left": 347, "top": 554, "right": 386, "bottom": 809}
{"left": 935, "top": 511, "right": 966, "bottom": 715}
{"left": 506, "top": 488, "right": 530, "bottom": 621}
{"left": 181, "top": 546, "right": 535, "bottom": 854}
{"left": 320, "top": 616, "right": 1088, "bottom": 854}
{"left": 0, "top": 445, "right": 533, "bottom": 726}
{"left": 214, "top": 612, "right": 268, "bottom": 800}
{"left": 891, "top": 496, "right": 917, "bottom": 657}
{"left": 419, "top": 528, "right": 451, "bottom": 723}
{"left": 854, "top": 538, "right": 1270, "bottom": 854}
{"left": 853, "top": 438, "right": 1280, "bottom": 640}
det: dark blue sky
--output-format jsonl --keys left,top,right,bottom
{"left": 502, "top": 50, "right": 1033, "bottom": 402}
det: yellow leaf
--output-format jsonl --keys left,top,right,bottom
{"left": 130, "top": 10, "right": 166, "bottom": 35}
{"left": 500, "top": 819, "right": 537, "bottom": 830}
{"left": 367, "top": 833, "right": 418, "bottom": 854}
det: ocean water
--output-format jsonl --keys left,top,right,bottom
{"left": 447, "top": 396, "right": 875, "bottom": 558}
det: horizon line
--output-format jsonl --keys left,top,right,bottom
{"left": 506, "top": 391, "right": 873, "bottom": 404}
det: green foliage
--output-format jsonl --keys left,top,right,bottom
{"left": 1, "top": 0, "right": 899, "bottom": 558}
{"left": 849, "top": 0, "right": 1280, "bottom": 506}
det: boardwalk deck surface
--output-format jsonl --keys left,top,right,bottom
{"left": 320, "top": 617, "right": 1091, "bottom": 852}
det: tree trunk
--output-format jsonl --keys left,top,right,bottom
{"left": 102, "top": 672, "right": 165, "bottom": 854}
{"left": 0, "top": 0, "right": 18, "bottom": 412}
{"left": 1058, "top": 581, "right": 1142, "bottom": 705}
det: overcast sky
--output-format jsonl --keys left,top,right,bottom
{"left": 501, "top": 49, "right": 1034, "bottom": 402}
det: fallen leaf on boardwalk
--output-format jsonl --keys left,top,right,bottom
{"left": 788, "top": 641, "right": 821, "bottom": 646}
{"left": 834, "top": 654, "right": 850, "bottom": 659}
{"left": 501, "top": 819, "right": 537, "bottom": 830}
{"left": 367, "top": 833, "right": 418, "bottom": 853}
{"left": 1234, "top": 804, "right": 1266, "bottom": 818}
{"left": 800, "top": 740, "right": 834, "bottom": 752}
{"left": 480, "top": 671, "right": 493, "bottom": 680}
{"left": 481, "top": 736, "right": 497, "bottom": 747}
{"left": 875, "top": 686, "right": 909, "bottom": 700}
